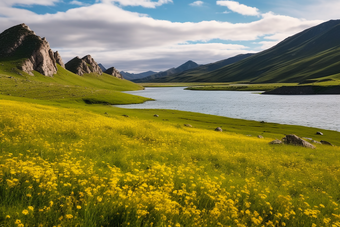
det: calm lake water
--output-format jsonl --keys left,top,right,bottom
{"left": 116, "top": 87, "right": 340, "bottom": 132}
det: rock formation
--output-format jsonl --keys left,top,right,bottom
{"left": 0, "top": 23, "right": 61, "bottom": 77}
{"left": 104, "top": 67, "right": 123, "bottom": 79}
{"left": 82, "top": 55, "right": 103, "bottom": 75}
{"left": 65, "top": 55, "right": 103, "bottom": 76}
{"left": 54, "top": 51, "right": 65, "bottom": 68}
{"left": 283, "top": 134, "right": 316, "bottom": 149}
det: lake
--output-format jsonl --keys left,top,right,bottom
{"left": 116, "top": 87, "right": 340, "bottom": 132}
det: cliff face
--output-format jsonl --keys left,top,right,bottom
{"left": 0, "top": 23, "right": 62, "bottom": 77}
{"left": 105, "top": 67, "right": 123, "bottom": 79}
{"left": 65, "top": 55, "right": 103, "bottom": 76}
{"left": 54, "top": 51, "right": 65, "bottom": 68}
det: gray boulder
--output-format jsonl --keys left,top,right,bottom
{"left": 269, "top": 139, "right": 282, "bottom": 145}
{"left": 283, "top": 134, "right": 316, "bottom": 149}
{"left": 215, "top": 127, "right": 222, "bottom": 132}
{"left": 320, "top": 140, "right": 334, "bottom": 146}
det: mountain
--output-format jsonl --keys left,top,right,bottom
{"left": 65, "top": 55, "right": 103, "bottom": 76}
{"left": 173, "top": 19, "right": 340, "bottom": 83}
{"left": 121, "top": 71, "right": 157, "bottom": 81}
{"left": 147, "top": 53, "right": 254, "bottom": 83}
{"left": 98, "top": 63, "right": 106, "bottom": 72}
{"left": 105, "top": 67, "right": 123, "bottom": 79}
{"left": 133, "top": 60, "right": 199, "bottom": 83}
{"left": 0, "top": 23, "right": 63, "bottom": 77}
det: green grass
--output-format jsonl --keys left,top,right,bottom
{"left": 1, "top": 59, "right": 340, "bottom": 226}
{"left": 0, "top": 62, "right": 150, "bottom": 105}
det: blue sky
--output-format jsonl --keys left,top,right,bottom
{"left": 0, "top": 0, "right": 338, "bottom": 72}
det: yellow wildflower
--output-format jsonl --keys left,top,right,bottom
{"left": 22, "top": 209, "right": 29, "bottom": 215}
{"left": 65, "top": 214, "right": 73, "bottom": 219}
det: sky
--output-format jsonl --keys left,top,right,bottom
{"left": 0, "top": 0, "right": 339, "bottom": 73}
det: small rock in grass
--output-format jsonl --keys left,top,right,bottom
{"left": 257, "top": 135, "right": 264, "bottom": 139}
{"left": 184, "top": 124, "right": 192, "bottom": 128}
{"left": 154, "top": 114, "right": 159, "bottom": 117}
{"left": 122, "top": 115, "right": 129, "bottom": 117}
{"left": 316, "top": 131, "right": 323, "bottom": 135}
{"left": 215, "top": 127, "right": 222, "bottom": 132}
{"left": 303, "top": 137, "right": 313, "bottom": 141}
{"left": 269, "top": 139, "right": 282, "bottom": 144}
{"left": 311, "top": 140, "right": 321, "bottom": 144}
{"left": 320, "top": 140, "right": 334, "bottom": 146}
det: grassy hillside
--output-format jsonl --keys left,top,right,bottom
{"left": 0, "top": 61, "right": 150, "bottom": 105}
{"left": 158, "top": 20, "right": 340, "bottom": 84}
{"left": 1, "top": 58, "right": 340, "bottom": 226}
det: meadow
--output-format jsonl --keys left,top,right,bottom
{"left": 1, "top": 60, "right": 340, "bottom": 226}
{"left": 1, "top": 99, "right": 340, "bottom": 227}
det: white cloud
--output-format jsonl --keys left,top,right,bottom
{"left": 272, "top": 0, "right": 340, "bottom": 20}
{"left": 0, "top": 1, "right": 323, "bottom": 72}
{"left": 0, "top": 0, "right": 59, "bottom": 6}
{"left": 216, "top": 0, "right": 260, "bottom": 16}
{"left": 101, "top": 0, "right": 173, "bottom": 8}
{"left": 70, "top": 0, "right": 86, "bottom": 6}
{"left": 190, "top": 1, "right": 204, "bottom": 7}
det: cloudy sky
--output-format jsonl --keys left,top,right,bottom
{"left": 0, "top": 0, "right": 338, "bottom": 73}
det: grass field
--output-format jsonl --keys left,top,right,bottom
{"left": 1, "top": 62, "right": 340, "bottom": 226}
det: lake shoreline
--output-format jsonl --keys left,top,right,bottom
{"left": 262, "top": 85, "right": 340, "bottom": 95}
{"left": 117, "top": 87, "right": 340, "bottom": 132}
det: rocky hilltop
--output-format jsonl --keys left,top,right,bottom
{"left": 0, "top": 23, "right": 64, "bottom": 77}
{"left": 65, "top": 55, "right": 103, "bottom": 76}
{"left": 104, "top": 67, "right": 123, "bottom": 79}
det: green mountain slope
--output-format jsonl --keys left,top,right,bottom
{"left": 133, "top": 60, "right": 199, "bottom": 83}
{"left": 164, "top": 20, "right": 340, "bottom": 83}
{"left": 148, "top": 53, "right": 254, "bottom": 83}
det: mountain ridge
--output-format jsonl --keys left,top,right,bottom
{"left": 147, "top": 53, "right": 255, "bottom": 83}
{"left": 179, "top": 19, "right": 340, "bottom": 83}
{"left": 121, "top": 70, "right": 157, "bottom": 80}
{"left": 132, "top": 60, "right": 199, "bottom": 83}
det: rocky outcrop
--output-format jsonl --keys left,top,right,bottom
{"left": 82, "top": 55, "right": 103, "bottom": 75}
{"left": 104, "top": 67, "right": 123, "bottom": 79}
{"left": 65, "top": 55, "right": 102, "bottom": 76}
{"left": 0, "top": 23, "right": 60, "bottom": 77}
{"left": 270, "top": 134, "right": 316, "bottom": 149}
{"left": 283, "top": 134, "right": 316, "bottom": 149}
{"left": 54, "top": 51, "right": 65, "bottom": 68}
